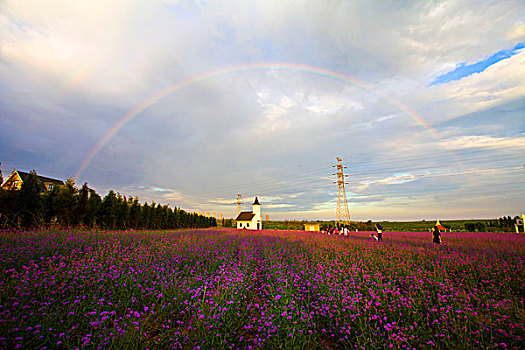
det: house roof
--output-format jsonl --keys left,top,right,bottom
{"left": 12, "top": 170, "right": 65, "bottom": 191}
{"left": 17, "top": 171, "right": 64, "bottom": 185}
{"left": 253, "top": 196, "right": 260, "bottom": 205}
{"left": 236, "top": 211, "right": 255, "bottom": 221}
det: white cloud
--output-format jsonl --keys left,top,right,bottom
{"left": 415, "top": 49, "right": 525, "bottom": 124}
{"left": 266, "top": 203, "right": 294, "bottom": 209}
{"left": 443, "top": 135, "right": 525, "bottom": 150}
{"left": 508, "top": 23, "right": 525, "bottom": 40}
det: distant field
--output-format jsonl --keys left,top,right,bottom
{"left": 376, "top": 219, "right": 497, "bottom": 232}
{"left": 260, "top": 219, "right": 516, "bottom": 232}
{"left": 1, "top": 228, "right": 524, "bottom": 349}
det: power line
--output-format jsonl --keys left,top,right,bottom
{"left": 186, "top": 163, "right": 521, "bottom": 206}
{"left": 182, "top": 149, "right": 523, "bottom": 198}
{"left": 189, "top": 161, "right": 523, "bottom": 199}
{"left": 172, "top": 150, "right": 524, "bottom": 208}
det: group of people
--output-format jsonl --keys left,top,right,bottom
{"left": 322, "top": 226, "right": 354, "bottom": 236}
{"left": 321, "top": 224, "right": 384, "bottom": 241}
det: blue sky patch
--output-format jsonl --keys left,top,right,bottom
{"left": 430, "top": 42, "right": 524, "bottom": 86}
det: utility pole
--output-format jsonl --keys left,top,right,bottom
{"left": 236, "top": 194, "right": 244, "bottom": 216}
{"left": 332, "top": 157, "right": 351, "bottom": 225}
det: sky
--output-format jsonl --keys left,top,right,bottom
{"left": 1, "top": 0, "right": 524, "bottom": 221}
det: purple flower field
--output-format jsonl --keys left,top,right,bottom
{"left": 0, "top": 228, "right": 524, "bottom": 349}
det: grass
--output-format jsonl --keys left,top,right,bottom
{"left": 0, "top": 228, "right": 524, "bottom": 349}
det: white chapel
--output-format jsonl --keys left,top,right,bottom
{"left": 236, "top": 196, "right": 262, "bottom": 230}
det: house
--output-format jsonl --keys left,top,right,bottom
{"left": 236, "top": 196, "right": 262, "bottom": 230}
{"left": 304, "top": 223, "right": 320, "bottom": 232}
{"left": 1, "top": 170, "right": 65, "bottom": 192}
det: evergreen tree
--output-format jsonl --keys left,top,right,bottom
{"left": 173, "top": 207, "right": 181, "bottom": 228}
{"left": 84, "top": 189, "right": 101, "bottom": 227}
{"left": 1, "top": 167, "right": 216, "bottom": 230}
{"left": 129, "top": 197, "right": 141, "bottom": 228}
{"left": 0, "top": 186, "right": 16, "bottom": 227}
{"left": 53, "top": 177, "right": 78, "bottom": 226}
{"left": 100, "top": 190, "right": 118, "bottom": 228}
{"left": 115, "top": 193, "right": 129, "bottom": 229}
{"left": 43, "top": 185, "right": 60, "bottom": 225}
{"left": 150, "top": 202, "right": 158, "bottom": 229}
{"left": 140, "top": 202, "right": 151, "bottom": 229}
{"left": 15, "top": 170, "right": 44, "bottom": 227}
{"left": 74, "top": 183, "right": 90, "bottom": 226}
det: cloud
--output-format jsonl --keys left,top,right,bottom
{"left": 444, "top": 135, "right": 525, "bottom": 150}
{"left": 417, "top": 49, "right": 525, "bottom": 124}
{"left": 266, "top": 203, "right": 295, "bottom": 209}
{"left": 353, "top": 173, "right": 419, "bottom": 193}
{"left": 430, "top": 43, "right": 524, "bottom": 85}
{"left": 508, "top": 23, "right": 525, "bottom": 40}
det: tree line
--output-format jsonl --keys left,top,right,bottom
{"left": 0, "top": 170, "right": 216, "bottom": 230}
{"left": 470, "top": 216, "right": 522, "bottom": 233}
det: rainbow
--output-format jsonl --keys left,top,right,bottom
{"left": 75, "top": 62, "right": 442, "bottom": 179}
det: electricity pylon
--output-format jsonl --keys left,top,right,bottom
{"left": 332, "top": 157, "right": 351, "bottom": 225}
{"left": 236, "top": 194, "right": 244, "bottom": 216}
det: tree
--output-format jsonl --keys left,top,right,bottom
{"left": 129, "top": 197, "right": 141, "bottom": 228}
{"left": 0, "top": 187, "right": 16, "bottom": 227}
{"left": 0, "top": 167, "right": 217, "bottom": 230}
{"left": 43, "top": 185, "right": 59, "bottom": 225}
{"left": 115, "top": 194, "right": 130, "bottom": 229}
{"left": 84, "top": 188, "right": 101, "bottom": 227}
{"left": 74, "top": 183, "right": 90, "bottom": 226}
{"left": 99, "top": 190, "right": 118, "bottom": 228}
{"left": 140, "top": 202, "right": 151, "bottom": 229}
{"left": 475, "top": 222, "right": 486, "bottom": 232}
{"left": 53, "top": 177, "right": 78, "bottom": 226}
{"left": 150, "top": 202, "right": 158, "bottom": 229}
{"left": 15, "top": 170, "right": 44, "bottom": 227}
{"left": 0, "top": 162, "right": 3, "bottom": 185}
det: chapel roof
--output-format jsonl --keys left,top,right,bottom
{"left": 236, "top": 211, "right": 255, "bottom": 221}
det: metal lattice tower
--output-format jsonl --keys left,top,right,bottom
{"left": 332, "top": 157, "right": 351, "bottom": 225}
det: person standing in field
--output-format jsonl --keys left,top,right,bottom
{"left": 432, "top": 226, "right": 441, "bottom": 244}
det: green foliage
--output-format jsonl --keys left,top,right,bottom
{"left": 52, "top": 177, "right": 78, "bottom": 226}
{"left": 84, "top": 188, "right": 101, "bottom": 227}
{"left": 99, "top": 190, "right": 118, "bottom": 229}
{"left": 14, "top": 170, "right": 44, "bottom": 227}
{"left": 0, "top": 186, "right": 17, "bottom": 227}
{"left": 0, "top": 172, "right": 216, "bottom": 230}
